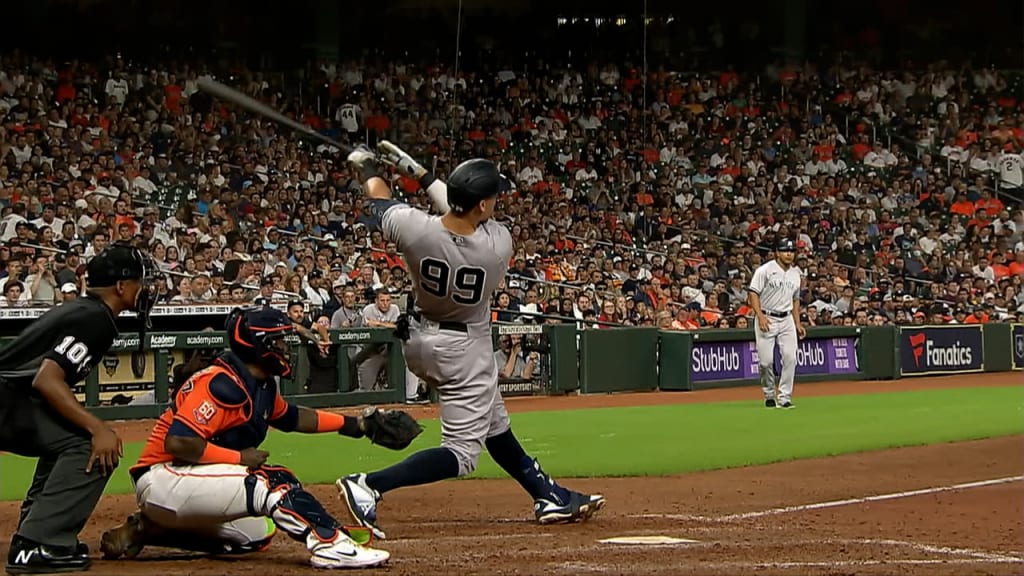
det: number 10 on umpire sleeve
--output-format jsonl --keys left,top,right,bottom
{"left": 419, "top": 257, "right": 487, "bottom": 305}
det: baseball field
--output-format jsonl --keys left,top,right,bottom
{"left": 1, "top": 373, "right": 1022, "bottom": 575}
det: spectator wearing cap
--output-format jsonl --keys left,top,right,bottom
{"left": 190, "top": 272, "right": 213, "bottom": 301}
{"left": 57, "top": 281, "right": 80, "bottom": 303}
{"left": 671, "top": 302, "right": 701, "bottom": 330}
{"left": 258, "top": 276, "right": 276, "bottom": 301}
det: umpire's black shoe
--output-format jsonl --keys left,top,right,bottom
{"left": 6, "top": 535, "right": 91, "bottom": 574}
{"left": 764, "top": 399, "right": 776, "bottom": 408}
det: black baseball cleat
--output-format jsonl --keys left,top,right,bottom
{"left": 6, "top": 535, "right": 91, "bottom": 574}
{"left": 765, "top": 399, "right": 776, "bottom": 408}
{"left": 779, "top": 401, "right": 794, "bottom": 409}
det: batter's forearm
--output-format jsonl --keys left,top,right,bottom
{"left": 422, "top": 177, "right": 451, "bottom": 214}
{"left": 364, "top": 176, "right": 392, "bottom": 201}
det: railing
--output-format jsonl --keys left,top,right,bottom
{"left": 1, "top": 322, "right": 1016, "bottom": 421}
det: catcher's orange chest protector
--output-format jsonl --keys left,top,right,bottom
{"left": 173, "top": 353, "right": 281, "bottom": 451}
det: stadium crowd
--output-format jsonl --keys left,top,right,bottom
{"left": 0, "top": 51, "right": 1021, "bottom": 332}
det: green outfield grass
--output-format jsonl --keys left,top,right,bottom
{"left": 1, "top": 385, "right": 1022, "bottom": 501}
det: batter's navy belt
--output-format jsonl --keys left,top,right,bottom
{"left": 762, "top": 310, "right": 790, "bottom": 319}
{"left": 407, "top": 311, "right": 468, "bottom": 333}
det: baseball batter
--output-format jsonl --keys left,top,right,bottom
{"left": 334, "top": 143, "right": 604, "bottom": 540}
{"left": 98, "top": 305, "right": 391, "bottom": 569}
{"left": 747, "top": 239, "right": 807, "bottom": 408}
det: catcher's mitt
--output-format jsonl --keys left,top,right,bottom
{"left": 360, "top": 406, "right": 423, "bottom": 450}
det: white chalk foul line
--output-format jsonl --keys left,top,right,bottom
{"left": 859, "top": 539, "right": 1023, "bottom": 563}
{"left": 632, "top": 475, "right": 1024, "bottom": 522}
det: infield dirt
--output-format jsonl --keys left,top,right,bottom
{"left": 2, "top": 373, "right": 1021, "bottom": 576}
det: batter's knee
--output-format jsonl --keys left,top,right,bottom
{"left": 441, "top": 440, "right": 483, "bottom": 477}
{"left": 780, "top": 353, "right": 797, "bottom": 366}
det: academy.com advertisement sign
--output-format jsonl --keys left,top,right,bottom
{"left": 690, "top": 337, "right": 860, "bottom": 382}
{"left": 899, "top": 326, "right": 984, "bottom": 377}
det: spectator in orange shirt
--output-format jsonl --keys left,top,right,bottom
{"left": 1009, "top": 251, "right": 1024, "bottom": 276}
{"left": 975, "top": 189, "right": 1004, "bottom": 215}
{"left": 949, "top": 192, "right": 976, "bottom": 217}
{"left": 670, "top": 302, "right": 702, "bottom": 330}
{"left": 964, "top": 306, "right": 990, "bottom": 324}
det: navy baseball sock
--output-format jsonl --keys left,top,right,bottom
{"left": 485, "top": 429, "right": 571, "bottom": 502}
{"left": 365, "top": 447, "right": 459, "bottom": 494}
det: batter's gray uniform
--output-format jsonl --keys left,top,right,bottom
{"left": 748, "top": 260, "right": 802, "bottom": 404}
{"left": 381, "top": 202, "right": 513, "bottom": 476}
{"left": 357, "top": 302, "right": 400, "bottom": 391}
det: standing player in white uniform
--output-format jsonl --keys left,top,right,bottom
{"left": 747, "top": 239, "right": 806, "bottom": 408}
{"left": 335, "top": 143, "right": 604, "bottom": 540}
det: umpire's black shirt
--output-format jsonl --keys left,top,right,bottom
{"left": 0, "top": 295, "right": 120, "bottom": 389}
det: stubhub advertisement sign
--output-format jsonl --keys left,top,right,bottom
{"left": 690, "top": 337, "right": 859, "bottom": 382}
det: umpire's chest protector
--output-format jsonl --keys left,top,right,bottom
{"left": 201, "top": 359, "right": 279, "bottom": 450}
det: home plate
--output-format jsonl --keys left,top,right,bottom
{"left": 599, "top": 536, "right": 699, "bottom": 545}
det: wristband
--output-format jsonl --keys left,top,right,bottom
{"left": 198, "top": 443, "right": 242, "bottom": 465}
{"left": 316, "top": 410, "right": 348, "bottom": 433}
{"left": 418, "top": 171, "right": 437, "bottom": 190}
{"left": 338, "top": 416, "right": 365, "bottom": 438}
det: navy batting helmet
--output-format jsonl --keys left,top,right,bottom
{"left": 776, "top": 238, "right": 797, "bottom": 252}
{"left": 226, "top": 305, "right": 296, "bottom": 377}
{"left": 446, "top": 158, "right": 509, "bottom": 213}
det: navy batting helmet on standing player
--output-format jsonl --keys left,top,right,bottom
{"left": 333, "top": 143, "right": 605, "bottom": 540}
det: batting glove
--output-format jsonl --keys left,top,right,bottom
{"left": 377, "top": 140, "right": 428, "bottom": 180}
{"left": 347, "top": 146, "right": 380, "bottom": 182}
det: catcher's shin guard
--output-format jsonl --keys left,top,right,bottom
{"left": 245, "top": 465, "right": 389, "bottom": 568}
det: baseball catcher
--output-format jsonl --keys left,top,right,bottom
{"left": 99, "top": 305, "right": 421, "bottom": 569}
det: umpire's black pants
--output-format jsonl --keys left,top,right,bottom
{"left": 2, "top": 394, "right": 112, "bottom": 548}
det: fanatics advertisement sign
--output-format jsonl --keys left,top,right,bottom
{"left": 899, "top": 326, "right": 985, "bottom": 377}
{"left": 690, "top": 337, "right": 860, "bottom": 382}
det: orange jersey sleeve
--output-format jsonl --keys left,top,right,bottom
{"left": 171, "top": 370, "right": 249, "bottom": 439}
{"left": 270, "top": 392, "right": 290, "bottom": 421}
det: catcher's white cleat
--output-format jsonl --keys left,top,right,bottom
{"left": 307, "top": 531, "right": 389, "bottom": 569}
{"left": 337, "top": 474, "right": 387, "bottom": 541}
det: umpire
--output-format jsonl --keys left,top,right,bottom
{"left": 0, "top": 243, "right": 158, "bottom": 574}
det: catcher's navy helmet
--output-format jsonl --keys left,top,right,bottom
{"left": 446, "top": 158, "right": 509, "bottom": 213}
{"left": 776, "top": 238, "right": 797, "bottom": 252}
{"left": 226, "top": 305, "right": 296, "bottom": 377}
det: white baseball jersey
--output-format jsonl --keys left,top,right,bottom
{"left": 337, "top": 104, "right": 360, "bottom": 133}
{"left": 998, "top": 153, "right": 1023, "bottom": 188}
{"left": 379, "top": 202, "right": 512, "bottom": 335}
{"left": 748, "top": 260, "right": 801, "bottom": 313}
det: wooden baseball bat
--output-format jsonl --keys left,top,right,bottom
{"left": 197, "top": 78, "right": 354, "bottom": 154}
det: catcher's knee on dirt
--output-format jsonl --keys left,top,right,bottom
{"left": 245, "top": 465, "right": 343, "bottom": 542}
